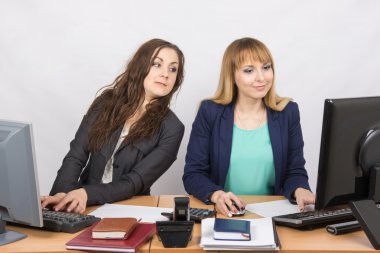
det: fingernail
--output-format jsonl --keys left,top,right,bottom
{"left": 227, "top": 213, "right": 232, "bottom": 217}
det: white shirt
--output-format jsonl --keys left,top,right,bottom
{"left": 101, "top": 126, "right": 129, "bottom": 184}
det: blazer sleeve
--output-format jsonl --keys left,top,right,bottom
{"left": 183, "top": 101, "right": 224, "bottom": 203}
{"left": 50, "top": 114, "right": 92, "bottom": 195}
{"left": 281, "top": 102, "right": 311, "bottom": 200}
{"left": 83, "top": 117, "right": 185, "bottom": 205}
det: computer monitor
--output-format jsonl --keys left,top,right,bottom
{"left": 0, "top": 120, "right": 43, "bottom": 246}
{"left": 315, "top": 96, "right": 380, "bottom": 210}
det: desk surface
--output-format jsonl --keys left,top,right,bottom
{"left": 1, "top": 196, "right": 159, "bottom": 253}
{"left": 234, "top": 196, "right": 376, "bottom": 253}
{"left": 1, "top": 195, "right": 377, "bottom": 253}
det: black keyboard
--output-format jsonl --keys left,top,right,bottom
{"left": 161, "top": 208, "right": 216, "bottom": 222}
{"left": 42, "top": 210, "right": 101, "bottom": 233}
{"left": 273, "top": 204, "right": 380, "bottom": 230}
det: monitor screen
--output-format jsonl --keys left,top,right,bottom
{"left": 0, "top": 120, "right": 43, "bottom": 245}
{"left": 315, "top": 96, "right": 380, "bottom": 210}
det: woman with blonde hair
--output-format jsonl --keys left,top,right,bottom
{"left": 42, "top": 38, "right": 185, "bottom": 213}
{"left": 183, "top": 37, "right": 314, "bottom": 216}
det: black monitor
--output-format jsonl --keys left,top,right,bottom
{"left": 0, "top": 120, "right": 43, "bottom": 245}
{"left": 315, "top": 96, "right": 380, "bottom": 210}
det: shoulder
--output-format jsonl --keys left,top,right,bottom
{"left": 162, "top": 109, "right": 185, "bottom": 132}
{"left": 270, "top": 101, "right": 301, "bottom": 125}
{"left": 269, "top": 101, "right": 300, "bottom": 121}
{"left": 281, "top": 101, "right": 300, "bottom": 115}
{"left": 198, "top": 99, "right": 230, "bottom": 118}
{"left": 200, "top": 99, "right": 227, "bottom": 111}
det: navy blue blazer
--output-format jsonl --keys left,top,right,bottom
{"left": 183, "top": 100, "right": 311, "bottom": 204}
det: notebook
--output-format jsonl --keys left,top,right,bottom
{"left": 66, "top": 222, "right": 156, "bottom": 252}
{"left": 213, "top": 218, "right": 251, "bottom": 241}
{"left": 92, "top": 218, "right": 138, "bottom": 239}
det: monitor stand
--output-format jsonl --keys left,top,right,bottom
{"left": 359, "top": 128, "right": 380, "bottom": 203}
{"left": 0, "top": 217, "right": 27, "bottom": 246}
{"left": 369, "top": 166, "right": 380, "bottom": 203}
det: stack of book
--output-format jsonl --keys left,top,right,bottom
{"left": 66, "top": 217, "right": 156, "bottom": 252}
{"left": 200, "top": 217, "right": 279, "bottom": 251}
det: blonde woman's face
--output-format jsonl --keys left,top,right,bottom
{"left": 143, "top": 48, "right": 179, "bottom": 102}
{"left": 234, "top": 60, "right": 273, "bottom": 100}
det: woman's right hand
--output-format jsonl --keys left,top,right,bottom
{"left": 40, "top": 188, "right": 88, "bottom": 214}
{"left": 210, "top": 190, "right": 245, "bottom": 217}
{"left": 41, "top": 192, "right": 67, "bottom": 210}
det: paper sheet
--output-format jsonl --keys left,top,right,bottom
{"left": 245, "top": 199, "right": 314, "bottom": 217}
{"left": 89, "top": 203, "right": 172, "bottom": 223}
{"left": 200, "top": 217, "right": 277, "bottom": 250}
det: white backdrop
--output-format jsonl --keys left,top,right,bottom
{"left": 1, "top": 0, "right": 380, "bottom": 196}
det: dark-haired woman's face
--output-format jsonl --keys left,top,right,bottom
{"left": 143, "top": 48, "right": 179, "bottom": 102}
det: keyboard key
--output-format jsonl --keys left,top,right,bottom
{"left": 42, "top": 210, "right": 100, "bottom": 233}
{"left": 161, "top": 207, "right": 216, "bottom": 222}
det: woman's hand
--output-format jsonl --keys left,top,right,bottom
{"left": 210, "top": 190, "right": 245, "bottom": 217}
{"left": 41, "top": 192, "right": 66, "bottom": 209}
{"left": 40, "top": 188, "right": 88, "bottom": 214}
{"left": 294, "top": 187, "right": 315, "bottom": 212}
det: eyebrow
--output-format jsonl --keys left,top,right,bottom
{"left": 242, "top": 63, "right": 271, "bottom": 68}
{"left": 155, "top": 57, "right": 178, "bottom": 65}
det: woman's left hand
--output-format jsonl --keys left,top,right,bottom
{"left": 294, "top": 188, "right": 315, "bottom": 212}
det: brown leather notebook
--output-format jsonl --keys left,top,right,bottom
{"left": 92, "top": 218, "right": 138, "bottom": 239}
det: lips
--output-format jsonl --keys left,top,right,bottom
{"left": 253, "top": 85, "right": 266, "bottom": 91}
{"left": 155, "top": 81, "right": 167, "bottom": 86}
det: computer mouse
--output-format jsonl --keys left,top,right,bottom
{"left": 231, "top": 201, "right": 246, "bottom": 216}
{"left": 231, "top": 210, "right": 246, "bottom": 216}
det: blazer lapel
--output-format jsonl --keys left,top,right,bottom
{"left": 219, "top": 103, "right": 234, "bottom": 186}
{"left": 267, "top": 108, "right": 282, "bottom": 194}
{"left": 100, "top": 126, "right": 123, "bottom": 160}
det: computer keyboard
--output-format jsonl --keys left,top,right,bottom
{"left": 42, "top": 210, "right": 101, "bottom": 233}
{"left": 161, "top": 207, "right": 216, "bottom": 222}
{"left": 273, "top": 204, "right": 380, "bottom": 230}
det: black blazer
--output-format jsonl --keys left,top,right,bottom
{"left": 50, "top": 109, "right": 184, "bottom": 206}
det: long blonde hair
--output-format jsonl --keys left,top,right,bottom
{"left": 210, "top": 37, "right": 290, "bottom": 111}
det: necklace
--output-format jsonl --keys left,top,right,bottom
{"left": 235, "top": 105, "right": 266, "bottom": 130}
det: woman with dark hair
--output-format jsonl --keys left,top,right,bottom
{"left": 183, "top": 37, "right": 314, "bottom": 217}
{"left": 42, "top": 39, "right": 185, "bottom": 213}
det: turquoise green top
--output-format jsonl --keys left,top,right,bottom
{"left": 224, "top": 123, "right": 275, "bottom": 195}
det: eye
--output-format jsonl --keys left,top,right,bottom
{"left": 263, "top": 64, "right": 272, "bottom": 71}
{"left": 169, "top": 67, "right": 177, "bottom": 73}
{"left": 152, "top": 62, "right": 161, "bottom": 68}
{"left": 243, "top": 68, "right": 254, "bottom": 73}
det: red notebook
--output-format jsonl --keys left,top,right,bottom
{"left": 66, "top": 222, "right": 156, "bottom": 252}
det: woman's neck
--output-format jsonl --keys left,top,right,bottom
{"left": 234, "top": 97, "right": 266, "bottom": 130}
{"left": 235, "top": 96, "right": 265, "bottom": 114}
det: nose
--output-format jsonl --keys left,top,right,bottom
{"left": 256, "top": 69, "right": 264, "bottom": 82}
{"left": 160, "top": 68, "right": 169, "bottom": 78}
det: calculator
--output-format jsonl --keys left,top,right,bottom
{"left": 161, "top": 208, "right": 216, "bottom": 222}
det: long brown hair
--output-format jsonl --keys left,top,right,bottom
{"left": 87, "top": 39, "right": 185, "bottom": 152}
{"left": 210, "top": 37, "right": 290, "bottom": 111}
